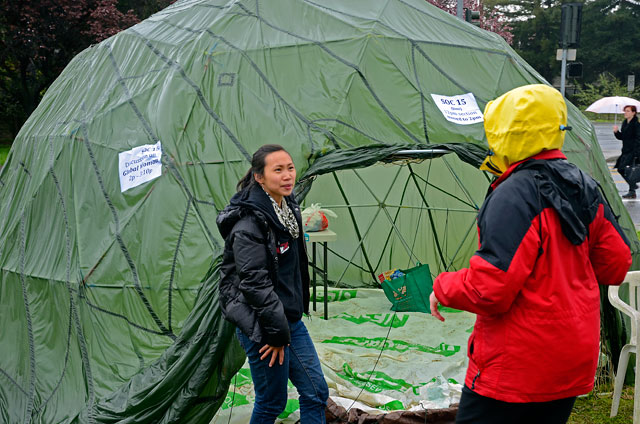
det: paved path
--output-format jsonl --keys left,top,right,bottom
{"left": 593, "top": 122, "right": 640, "bottom": 228}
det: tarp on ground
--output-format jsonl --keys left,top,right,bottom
{"left": 0, "top": 0, "right": 638, "bottom": 423}
{"left": 212, "top": 288, "right": 474, "bottom": 423}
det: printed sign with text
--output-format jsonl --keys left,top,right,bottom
{"left": 119, "top": 142, "right": 163, "bottom": 192}
{"left": 430, "top": 93, "right": 483, "bottom": 125}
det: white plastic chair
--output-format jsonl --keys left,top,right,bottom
{"left": 609, "top": 270, "right": 640, "bottom": 423}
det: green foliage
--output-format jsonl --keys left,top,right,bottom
{"left": 486, "top": 0, "right": 640, "bottom": 92}
{"left": 0, "top": 145, "right": 10, "bottom": 167}
{"left": 0, "top": 0, "right": 174, "bottom": 142}
{"left": 572, "top": 73, "right": 639, "bottom": 110}
{"left": 579, "top": 0, "right": 640, "bottom": 83}
{"left": 485, "top": 0, "right": 562, "bottom": 82}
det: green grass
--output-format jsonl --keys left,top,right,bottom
{"left": 0, "top": 145, "right": 9, "bottom": 167}
{"left": 590, "top": 118, "right": 616, "bottom": 123}
{"left": 569, "top": 387, "right": 634, "bottom": 423}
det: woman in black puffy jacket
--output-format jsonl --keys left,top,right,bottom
{"left": 614, "top": 105, "right": 640, "bottom": 198}
{"left": 216, "top": 144, "right": 328, "bottom": 424}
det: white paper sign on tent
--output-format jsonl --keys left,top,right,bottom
{"left": 430, "top": 93, "right": 484, "bottom": 125}
{"left": 119, "top": 142, "right": 163, "bottom": 192}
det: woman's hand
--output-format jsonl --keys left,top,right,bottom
{"left": 614, "top": 125, "right": 619, "bottom": 132}
{"left": 259, "top": 344, "right": 286, "bottom": 367}
{"left": 429, "top": 291, "right": 445, "bottom": 322}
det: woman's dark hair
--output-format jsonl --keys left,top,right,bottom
{"left": 236, "top": 144, "right": 288, "bottom": 191}
{"left": 624, "top": 105, "right": 637, "bottom": 114}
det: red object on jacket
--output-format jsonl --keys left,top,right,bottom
{"left": 433, "top": 150, "right": 632, "bottom": 403}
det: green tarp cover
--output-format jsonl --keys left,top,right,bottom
{"left": 0, "top": 0, "right": 638, "bottom": 423}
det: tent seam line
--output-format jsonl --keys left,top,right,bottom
{"left": 77, "top": 96, "right": 175, "bottom": 339}
{"left": 48, "top": 131, "right": 96, "bottom": 421}
{"left": 20, "top": 214, "right": 36, "bottom": 424}
{"left": 234, "top": 2, "right": 421, "bottom": 144}
{"left": 168, "top": 201, "right": 192, "bottom": 333}
{"left": 127, "top": 28, "right": 251, "bottom": 162}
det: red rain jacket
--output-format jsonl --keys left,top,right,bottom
{"left": 434, "top": 150, "right": 632, "bottom": 403}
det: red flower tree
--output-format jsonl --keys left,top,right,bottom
{"left": 427, "top": 0, "right": 513, "bottom": 44}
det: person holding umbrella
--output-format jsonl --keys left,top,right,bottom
{"left": 613, "top": 105, "right": 640, "bottom": 198}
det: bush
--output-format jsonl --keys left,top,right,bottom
{"left": 0, "top": 145, "right": 10, "bottom": 167}
{"left": 573, "top": 73, "right": 640, "bottom": 112}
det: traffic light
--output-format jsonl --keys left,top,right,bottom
{"left": 559, "top": 3, "right": 582, "bottom": 48}
{"left": 567, "top": 62, "right": 583, "bottom": 78}
{"left": 464, "top": 8, "right": 480, "bottom": 26}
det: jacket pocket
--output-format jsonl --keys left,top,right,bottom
{"left": 228, "top": 296, "right": 257, "bottom": 340}
{"left": 468, "top": 332, "right": 476, "bottom": 360}
{"left": 468, "top": 331, "right": 486, "bottom": 368}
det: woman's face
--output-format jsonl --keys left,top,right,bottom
{"left": 255, "top": 150, "right": 296, "bottom": 204}
{"left": 624, "top": 107, "right": 636, "bottom": 120}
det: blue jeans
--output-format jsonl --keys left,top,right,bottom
{"left": 236, "top": 319, "right": 329, "bottom": 424}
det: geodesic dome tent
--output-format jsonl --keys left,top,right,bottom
{"left": 1, "top": 0, "right": 638, "bottom": 422}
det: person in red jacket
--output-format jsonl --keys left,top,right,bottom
{"left": 429, "top": 84, "right": 632, "bottom": 424}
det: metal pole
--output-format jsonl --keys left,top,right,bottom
{"left": 560, "top": 48, "right": 567, "bottom": 96}
{"left": 323, "top": 242, "right": 328, "bottom": 320}
{"left": 312, "top": 242, "right": 317, "bottom": 312}
{"left": 457, "top": 0, "right": 463, "bottom": 19}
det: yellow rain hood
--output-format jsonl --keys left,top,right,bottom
{"left": 481, "top": 84, "right": 568, "bottom": 175}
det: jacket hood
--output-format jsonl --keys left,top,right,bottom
{"left": 216, "top": 184, "right": 291, "bottom": 240}
{"left": 515, "top": 157, "right": 600, "bottom": 245}
{"left": 481, "top": 84, "right": 568, "bottom": 176}
{"left": 216, "top": 204, "right": 244, "bottom": 240}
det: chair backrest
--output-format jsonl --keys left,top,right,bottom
{"left": 625, "top": 271, "right": 640, "bottom": 312}
{"left": 609, "top": 271, "right": 640, "bottom": 346}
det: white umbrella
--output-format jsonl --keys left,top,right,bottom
{"left": 586, "top": 96, "right": 640, "bottom": 126}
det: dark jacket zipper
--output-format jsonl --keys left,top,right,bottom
{"left": 471, "top": 369, "right": 481, "bottom": 390}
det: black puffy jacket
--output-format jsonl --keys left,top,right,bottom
{"left": 216, "top": 186, "right": 310, "bottom": 346}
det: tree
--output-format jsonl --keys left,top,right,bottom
{"left": 0, "top": 1, "right": 174, "bottom": 141}
{"left": 427, "top": 0, "right": 513, "bottom": 43}
{"left": 579, "top": 0, "right": 640, "bottom": 83}
{"left": 117, "top": 0, "right": 175, "bottom": 21}
{"left": 484, "top": 0, "right": 640, "bottom": 91}
{"left": 484, "top": 0, "right": 562, "bottom": 82}
{"left": 573, "top": 72, "right": 629, "bottom": 106}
